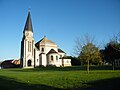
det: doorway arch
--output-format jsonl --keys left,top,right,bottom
{"left": 28, "top": 60, "right": 32, "bottom": 66}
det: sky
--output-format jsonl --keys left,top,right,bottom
{"left": 0, "top": 0, "right": 120, "bottom": 61}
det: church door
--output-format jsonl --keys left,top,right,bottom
{"left": 28, "top": 60, "right": 32, "bottom": 66}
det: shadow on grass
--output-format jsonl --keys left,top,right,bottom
{"left": 0, "top": 76, "right": 120, "bottom": 90}
{"left": 0, "top": 76, "right": 62, "bottom": 90}
{"left": 76, "top": 77, "right": 120, "bottom": 90}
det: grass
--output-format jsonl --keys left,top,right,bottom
{"left": 0, "top": 66, "right": 120, "bottom": 90}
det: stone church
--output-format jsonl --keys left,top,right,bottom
{"left": 20, "top": 11, "right": 71, "bottom": 68}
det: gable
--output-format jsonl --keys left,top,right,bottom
{"left": 35, "top": 36, "right": 57, "bottom": 50}
{"left": 47, "top": 49, "right": 58, "bottom": 55}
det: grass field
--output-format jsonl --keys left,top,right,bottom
{"left": 0, "top": 66, "right": 120, "bottom": 90}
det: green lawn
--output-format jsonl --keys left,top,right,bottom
{"left": 0, "top": 66, "right": 120, "bottom": 90}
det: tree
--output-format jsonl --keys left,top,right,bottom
{"left": 80, "top": 43, "right": 102, "bottom": 73}
{"left": 104, "top": 41, "right": 120, "bottom": 70}
{"left": 103, "top": 33, "right": 120, "bottom": 70}
{"left": 73, "top": 34, "right": 102, "bottom": 73}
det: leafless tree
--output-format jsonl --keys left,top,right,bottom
{"left": 73, "top": 33, "right": 95, "bottom": 57}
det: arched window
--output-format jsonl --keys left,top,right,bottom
{"left": 42, "top": 48, "right": 44, "bottom": 52}
{"left": 51, "top": 55, "right": 54, "bottom": 61}
{"left": 67, "top": 60, "right": 69, "bottom": 63}
{"left": 28, "top": 41, "right": 29, "bottom": 52}
{"left": 37, "top": 59, "right": 39, "bottom": 62}
{"left": 28, "top": 41, "right": 31, "bottom": 52}
{"left": 28, "top": 60, "right": 32, "bottom": 66}
{"left": 29, "top": 42, "right": 31, "bottom": 52}
{"left": 60, "top": 55, "right": 62, "bottom": 58}
{"left": 56, "top": 56, "right": 58, "bottom": 61}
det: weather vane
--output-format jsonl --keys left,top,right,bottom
{"left": 28, "top": 8, "right": 30, "bottom": 12}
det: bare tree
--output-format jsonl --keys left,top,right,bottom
{"left": 110, "top": 32, "right": 120, "bottom": 52}
{"left": 73, "top": 33, "right": 94, "bottom": 57}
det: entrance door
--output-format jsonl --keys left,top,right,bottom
{"left": 28, "top": 60, "right": 32, "bottom": 66}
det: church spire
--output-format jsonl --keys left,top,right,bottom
{"left": 24, "top": 9, "right": 33, "bottom": 32}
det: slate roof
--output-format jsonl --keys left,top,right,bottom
{"left": 24, "top": 11, "right": 33, "bottom": 32}
{"left": 58, "top": 48, "right": 65, "bottom": 53}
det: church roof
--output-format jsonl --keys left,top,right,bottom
{"left": 36, "top": 36, "right": 56, "bottom": 45}
{"left": 47, "top": 49, "right": 58, "bottom": 54}
{"left": 58, "top": 48, "right": 65, "bottom": 53}
{"left": 24, "top": 10, "right": 33, "bottom": 32}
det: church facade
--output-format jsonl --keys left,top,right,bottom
{"left": 20, "top": 11, "right": 71, "bottom": 68}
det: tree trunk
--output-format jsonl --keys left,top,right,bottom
{"left": 87, "top": 60, "right": 89, "bottom": 74}
{"left": 81, "top": 60, "right": 83, "bottom": 66}
{"left": 112, "top": 61, "right": 115, "bottom": 70}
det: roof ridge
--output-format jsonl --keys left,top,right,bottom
{"left": 36, "top": 36, "right": 56, "bottom": 45}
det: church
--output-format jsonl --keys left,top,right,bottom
{"left": 20, "top": 11, "right": 71, "bottom": 68}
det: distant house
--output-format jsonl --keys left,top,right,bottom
{"left": 60, "top": 56, "right": 72, "bottom": 67}
{"left": 0, "top": 61, "right": 2, "bottom": 66}
{"left": 12, "top": 60, "right": 20, "bottom": 65}
{"left": 0, "top": 62, "right": 2, "bottom": 69}
{"left": 1, "top": 59, "right": 20, "bottom": 69}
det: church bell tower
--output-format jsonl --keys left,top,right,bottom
{"left": 20, "top": 10, "right": 35, "bottom": 68}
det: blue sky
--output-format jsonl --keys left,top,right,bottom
{"left": 0, "top": 0, "right": 120, "bottom": 61}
